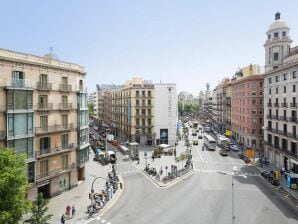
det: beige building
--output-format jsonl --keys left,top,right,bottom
{"left": 0, "top": 48, "right": 89, "bottom": 198}
{"left": 111, "top": 78, "right": 155, "bottom": 145}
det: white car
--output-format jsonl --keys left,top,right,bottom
{"left": 230, "top": 144, "right": 239, "bottom": 151}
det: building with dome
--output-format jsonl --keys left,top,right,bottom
{"left": 263, "top": 12, "right": 298, "bottom": 173}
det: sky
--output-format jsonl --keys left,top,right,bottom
{"left": 0, "top": 0, "right": 298, "bottom": 95}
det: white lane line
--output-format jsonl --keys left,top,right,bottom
{"left": 101, "top": 219, "right": 106, "bottom": 223}
{"left": 96, "top": 217, "right": 102, "bottom": 220}
{"left": 106, "top": 222, "right": 111, "bottom": 224}
{"left": 197, "top": 151, "right": 204, "bottom": 162}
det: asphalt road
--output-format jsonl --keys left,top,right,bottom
{"left": 88, "top": 126, "right": 298, "bottom": 224}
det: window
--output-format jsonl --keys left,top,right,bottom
{"left": 148, "top": 91, "right": 151, "bottom": 97}
{"left": 282, "top": 31, "right": 286, "bottom": 37}
{"left": 12, "top": 71, "right": 25, "bottom": 87}
{"left": 260, "top": 99, "right": 263, "bottom": 104}
{"left": 252, "top": 82, "right": 256, "bottom": 88}
{"left": 8, "top": 138, "right": 34, "bottom": 159}
{"left": 260, "top": 82, "right": 263, "bottom": 87}
{"left": 269, "top": 78, "right": 272, "bottom": 84}
{"left": 142, "top": 91, "right": 145, "bottom": 97}
{"left": 252, "top": 109, "right": 256, "bottom": 115}
{"left": 274, "top": 32, "right": 278, "bottom": 38}
{"left": 269, "top": 88, "right": 271, "bottom": 94}
{"left": 148, "top": 99, "right": 151, "bottom": 105}
{"left": 79, "top": 80, "right": 83, "bottom": 91}
{"left": 61, "top": 154, "right": 68, "bottom": 170}
{"left": 7, "top": 90, "right": 33, "bottom": 110}
{"left": 62, "top": 114, "right": 68, "bottom": 128}
{"left": 40, "top": 115, "right": 48, "bottom": 128}
{"left": 259, "top": 109, "right": 263, "bottom": 115}
{"left": 252, "top": 99, "right": 256, "bottom": 105}
{"left": 39, "top": 74, "right": 48, "bottom": 88}
{"left": 61, "top": 134, "right": 68, "bottom": 149}
{"left": 252, "top": 91, "right": 256, "bottom": 96}
{"left": 293, "top": 71, "right": 297, "bottom": 79}
{"left": 275, "top": 75, "right": 279, "bottom": 82}
{"left": 283, "top": 74, "right": 287, "bottom": 80}
{"left": 252, "top": 129, "right": 256, "bottom": 134}
{"left": 40, "top": 160, "right": 49, "bottom": 178}
{"left": 252, "top": 119, "right": 256, "bottom": 124}
{"left": 268, "top": 34, "right": 271, "bottom": 40}
{"left": 293, "top": 85, "right": 296, "bottom": 92}
{"left": 274, "top": 53, "right": 279, "bottom": 61}
{"left": 40, "top": 137, "right": 51, "bottom": 153}
{"left": 260, "top": 118, "right": 263, "bottom": 124}
{"left": 136, "top": 91, "right": 139, "bottom": 97}
{"left": 283, "top": 86, "right": 286, "bottom": 93}
{"left": 275, "top": 87, "right": 278, "bottom": 94}
{"left": 38, "top": 95, "right": 48, "bottom": 109}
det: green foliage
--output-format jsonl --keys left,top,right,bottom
{"left": 175, "top": 152, "right": 186, "bottom": 162}
{"left": 88, "top": 103, "right": 94, "bottom": 115}
{"left": 29, "top": 193, "right": 53, "bottom": 224}
{"left": 0, "top": 148, "right": 31, "bottom": 224}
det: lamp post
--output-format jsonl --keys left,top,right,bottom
{"left": 217, "top": 166, "right": 247, "bottom": 224}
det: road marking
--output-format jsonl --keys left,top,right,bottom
{"left": 284, "top": 193, "right": 289, "bottom": 198}
{"left": 101, "top": 219, "right": 106, "bottom": 223}
{"left": 96, "top": 217, "right": 101, "bottom": 220}
{"left": 197, "top": 151, "right": 204, "bottom": 162}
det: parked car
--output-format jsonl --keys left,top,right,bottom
{"left": 219, "top": 149, "right": 228, "bottom": 156}
{"left": 198, "top": 134, "right": 203, "bottom": 139}
{"left": 192, "top": 132, "right": 197, "bottom": 136}
{"left": 230, "top": 144, "right": 239, "bottom": 151}
{"left": 193, "top": 140, "right": 198, "bottom": 145}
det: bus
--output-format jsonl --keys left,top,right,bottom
{"left": 204, "top": 134, "right": 216, "bottom": 151}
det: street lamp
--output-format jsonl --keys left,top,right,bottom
{"left": 217, "top": 166, "right": 247, "bottom": 224}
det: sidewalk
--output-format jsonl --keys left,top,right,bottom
{"left": 253, "top": 161, "right": 298, "bottom": 200}
{"left": 47, "top": 152, "right": 122, "bottom": 224}
{"left": 134, "top": 139, "right": 194, "bottom": 187}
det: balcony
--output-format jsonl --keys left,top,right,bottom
{"left": 59, "top": 84, "right": 72, "bottom": 92}
{"left": 266, "top": 114, "right": 272, "bottom": 119}
{"left": 273, "top": 103, "right": 279, "bottom": 108}
{"left": 8, "top": 78, "right": 34, "bottom": 89}
{"left": 0, "top": 131, "right": 6, "bottom": 140}
{"left": 290, "top": 103, "right": 297, "bottom": 108}
{"left": 35, "top": 144, "right": 74, "bottom": 159}
{"left": 36, "top": 103, "right": 53, "bottom": 111}
{"left": 289, "top": 117, "right": 298, "bottom": 123}
{"left": 36, "top": 163, "right": 76, "bottom": 181}
{"left": 35, "top": 123, "right": 74, "bottom": 135}
{"left": 36, "top": 82, "right": 52, "bottom": 91}
{"left": 59, "top": 103, "right": 72, "bottom": 110}
{"left": 7, "top": 103, "right": 33, "bottom": 111}
{"left": 279, "top": 116, "right": 288, "bottom": 121}
{"left": 267, "top": 102, "right": 272, "bottom": 107}
{"left": 281, "top": 103, "right": 288, "bottom": 108}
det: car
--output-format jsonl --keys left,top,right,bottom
{"left": 198, "top": 134, "right": 203, "bottom": 139}
{"left": 230, "top": 144, "right": 239, "bottom": 151}
{"left": 192, "top": 132, "right": 197, "bottom": 136}
{"left": 219, "top": 149, "right": 228, "bottom": 156}
{"left": 193, "top": 140, "right": 198, "bottom": 145}
{"left": 196, "top": 129, "right": 200, "bottom": 133}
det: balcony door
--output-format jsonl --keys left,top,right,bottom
{"left": 62, "top": 114, "right": 68, "bottom": 129}
{"left": 40, "top": 160, "right": 49, "bottom": 178}
{"left": 40, "top": 74, "right": 48, "bottom": 88}
{"left": 40, "top": 116, "right": 48, "bottom": 130}
{"left": 12, "top": 71, "right": 24, "bottom": 87}
{"left": 62, "top": 96, "right": 68, "bottom": 107}
{"left": 39, "top": 95, "right": 48, "bottom": 109}
{"left": 40, "top": 137, "right": 51, "bottom": 155}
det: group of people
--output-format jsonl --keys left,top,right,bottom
{"left": 61, "top": 205, "right": 75, "bottom": 224}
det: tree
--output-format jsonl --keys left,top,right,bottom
{"left": 0, "top": 148, "right": 31, "bottom": 224}
{"left": 88, "top": 103, "right": 94, "bottom": 116}
{"left": 29, "top": 193, "right": 53, "bottom": 224}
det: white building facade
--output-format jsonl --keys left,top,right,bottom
{"left": 264, "top": 12, "right": 298, "bottom": 173}
{"left": 154, "top": 84, "right": 178, "bottom": 146}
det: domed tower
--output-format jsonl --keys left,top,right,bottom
{"left": 264, "top": 12, "right": 292, "bottom": 72}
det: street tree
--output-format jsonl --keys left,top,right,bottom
{"left": 0, "top": 148, "right": 31, "bottom": 224}
{"left": 88, "top": 103, "right": 94, "bottom": 116}
{"left": 29, "top": 193, "right": 53, "bottom": 224}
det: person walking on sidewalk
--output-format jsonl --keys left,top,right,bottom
{"left": 61, "top": 214, "right": 65, "bottom": 224}
{"left": 72, "top": 205, "right": 76, "bottom": 217}
{"left": 152, "top": 154, "right": 154, "bottom": 162}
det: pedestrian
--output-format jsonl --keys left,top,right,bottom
{"left": 72, "top": 205, "right": 75, "bottom": 217}
{"left": 152, "top": 154, "right": 154, "bottom": 162}
{"left": 61, "top": 214, "right": 65, "bottom": 224}
{"left": 66, "top": 205, "right": 71, "bottom": 218}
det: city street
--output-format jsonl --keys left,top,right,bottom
{"left": 87, "top": 128, "right": 298, "bottom": 224}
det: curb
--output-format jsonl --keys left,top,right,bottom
{"left": 140, "top": 169, "right": 195, "bottom": 188}
{"left": 253, "top": 164, "right": 298, "bottom": 201}
{"left": 80, "top": 175, "right": 125, "bottom": 224}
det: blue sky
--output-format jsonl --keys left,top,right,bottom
{"left": 1, "top": 0, "right": 297, "bottom": 94}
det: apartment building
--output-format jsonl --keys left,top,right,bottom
{"left": 111, "top": 78, "right": 155, "bottom": 145}
{"left": 264, "top": 12, "right": 298, "bottom": 172}
{"left": 212, "top": 83, "right": 224, "bottom": 132}
{"left": 223, "top": 79, "right": 232, "bottom": 133}
{"left": 0, "top": 48, "right": 89, "bottom": 199}
{"left": 231, "top": 70, "right": 264, "bottom": 151}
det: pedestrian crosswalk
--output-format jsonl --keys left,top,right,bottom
{"left": 96, "top": 216, "right": 111, "bottom": 224}
{"left": 195, "top": 169, "right": 260, "bottom": 176}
